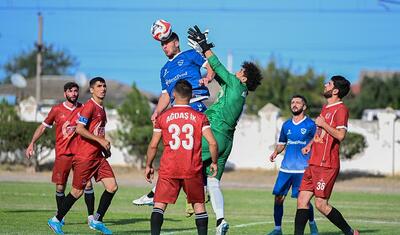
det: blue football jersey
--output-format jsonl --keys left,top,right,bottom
{"left": 278, "top": 116, "right": 316, "bottom": 172}
{"left": 160, "top": 49, "right": 210, "bottom": 104}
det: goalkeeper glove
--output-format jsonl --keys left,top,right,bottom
{"left": 187, "top": 25, "right": 214, "bottom": 53}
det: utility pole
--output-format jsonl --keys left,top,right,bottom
{"left": 35, "top": 12, "right": 43, "bottom": 118}
{"left": 227, "top": 50, "right": 233, "bottom": 73}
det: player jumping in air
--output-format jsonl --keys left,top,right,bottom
{"left": 187, "top": 25, "right": 263, "bottom": 235}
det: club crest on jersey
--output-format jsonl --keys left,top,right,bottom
{"left": 177, "top": 59, "right": 184, "bottom": 66}
{"left": 301, "top": 128, "right": 307, "bottom": 135}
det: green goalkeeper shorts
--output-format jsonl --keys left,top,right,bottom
{"left": 202, "top": 129, "right": 233, "bottom": 180}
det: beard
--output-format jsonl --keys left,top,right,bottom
{"left": 66, "top": 96, "right": 77, "bottom": 103}
{"left": 291, "top": 109, "right": 303, "bottom": 116}
{"left": 323, "top": 89, "right": 333, "bottom": 98}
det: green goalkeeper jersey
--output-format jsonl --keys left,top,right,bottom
{"left": 205, "top": 54, "right": 248, "bottom": 139}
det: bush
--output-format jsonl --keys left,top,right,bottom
{"left": 0, "top": 121, "right": 55, "bottom": 171}
{"left": 340, "top": 132, "right": 367, "bottom": 160}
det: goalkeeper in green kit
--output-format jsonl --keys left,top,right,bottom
{"left": 188, "top": 25, "right": 263, "bottom": 235}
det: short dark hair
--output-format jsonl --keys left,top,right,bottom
{"left": 331, "top": 75, "right": 351, "bottom": 98}
{"left": 291, "top": 94, "right": 308, "bottom": 107}
{"left": 64, "top": 82, "right": 79, "bottom": 92}
{"left": 174, "top": 79, "right": 192, "bottom": 100}
{"left": 89, "top": 77, "right": 106, "bottom": 88}
{"left": 161, "top": 32, "right": 179, "bottom": 46}
{"left": 242, "top": 62, "right": 263, "bottom": 91}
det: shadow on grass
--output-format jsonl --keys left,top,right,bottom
{"left": 320, "top": 229, "right": 379, "bottom": 235}
{"left": 3, "top": 209, "right": 55, "bottom": 213}
{"left": 117, "top": 226, "right": 197, "bottom": 234}
{"left": 336, "top": 170, "right": 385, "bottom": 182}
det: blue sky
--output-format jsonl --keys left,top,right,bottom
{"left": 1, "top": 0, "right": 400, "bottom": 94}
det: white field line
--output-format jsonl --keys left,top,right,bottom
{"left": 161, "top": 218, "right": 400, "bottom": 235}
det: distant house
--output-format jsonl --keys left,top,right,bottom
{"left": 0, "top": 75, "right": 157, "bottom": 106}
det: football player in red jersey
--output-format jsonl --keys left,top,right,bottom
{"left": 26, "top": 82, "right": 95, "bottom": 226}
{"left": 47, "top": 77, "right": 117, "bottom": 235}
{"left": 294, "top": 76, "right": 359, "bottom": 235}
{"left": 145, "top": 79, "right": 218, "bottom": 235}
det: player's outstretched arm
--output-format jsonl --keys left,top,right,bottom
{"left": 145, "top": 131, "right": 162, "bottom": 183}
{"left": 26, "top": 124, "right": 47, "bottom": 159}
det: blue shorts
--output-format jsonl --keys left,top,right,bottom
{"left": 189, "top": 101, "right": 207, "bottom": 113}
{"left": 272, "top": 171, "right": 304, "bottom": 198}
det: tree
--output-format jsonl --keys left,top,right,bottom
{"left": 2, "top": 43, "right": 78, "bottom": 83}
{"left": 340, "top": 132, "right": 367, "bottom": 160}
{"left": 246, "top": 60, "right": 325, "bottom": 117}
{"left": 114, "top": 84, "right": 154, "bottom": 167}
{"left": 0, "top": 101, "right": 55, "bottom": 171}
{"left": 347, "top": 74, "right": 400, "bottom": 118}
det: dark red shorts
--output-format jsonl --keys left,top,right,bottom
{"left": 299, "top": 165, "right": 339, "bottom": 199}
{"left": 52, "top": 154, "right": 73, "bottom": 185}
{"left": 154, "top": 174, "right": 205, "bottom": 204}
{"left": 72, "top": 155, "right": 115, "bottom": 190}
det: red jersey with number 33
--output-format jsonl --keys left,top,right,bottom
{"left": 43, "top": 102, "right": 83, "bottom": 156}
{"left": 155, "top": 105, "right": 210, "bottom": 179}
{"left": 73, "top": 98, "right": 107, "bottom": 158}
{"left": 309, "top": 102, "right": 349, "bottom": 169}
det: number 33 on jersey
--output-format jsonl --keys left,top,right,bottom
{"left": 154, "top": 105, "right": 210, "bottom": 179}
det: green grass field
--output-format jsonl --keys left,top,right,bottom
{"left": 0, "top": 181, "right": 399, "bottom": 234}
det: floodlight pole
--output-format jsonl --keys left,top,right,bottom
{"left": 35, "top": 12, "right": 43, "bottom": 120}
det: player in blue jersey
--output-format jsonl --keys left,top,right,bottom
{"left": 133, "top": 32, "right": 214, "bottom": 212}
{"left": 267, "top": 95, "right": 318, "bottom": 235}
{"left": 151, "top": 32, "right": 214, "bottom": 123}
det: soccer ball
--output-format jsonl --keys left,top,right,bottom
{"left": 151, "top": 19, "right": 172, "bottom": 41}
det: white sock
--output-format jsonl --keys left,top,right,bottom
{"left": 207, "top": 177, "right": 224, "bottom": 220}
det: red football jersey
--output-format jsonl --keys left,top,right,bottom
{"left": 309, "top": 102, "right": 349, "bottom": 168}
{"left": 155, "top": 105, "right": 210, "bottom": 179}
{"left": 43, "top": 102, "right": 82, "bottom": 156}
{"left": 73, "top": 98, "right": 107, "bottom": 158}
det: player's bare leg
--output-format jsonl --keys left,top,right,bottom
{"left": 295, "top": 190, "right": 313, "bottom": 235}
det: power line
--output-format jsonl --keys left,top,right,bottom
{"left": 1, "top": 5, "right": 400, "bottom": 14}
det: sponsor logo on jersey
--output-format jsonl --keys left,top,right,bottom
{"left": 325, "top": 112, "right": 331, "bottom": 119}
{"left": 163, "top": 68, "right": 169, "bottom": 77}
{"left": 165, "top": 72, "right": 188, "bottom": 86}
{"left": 287, "top": 139, "right": 306, "bottom": 145}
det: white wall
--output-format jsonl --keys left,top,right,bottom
{"left": 21, "top": 98, "right": 400, "bottom": 175}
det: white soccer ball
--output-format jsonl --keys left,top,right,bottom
{"left": 151, "top": 19, "right": 172, "bottom": 41}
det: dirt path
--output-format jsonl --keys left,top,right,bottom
{"left": 0, "top": 168, "right": 399, "bottom": 194}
